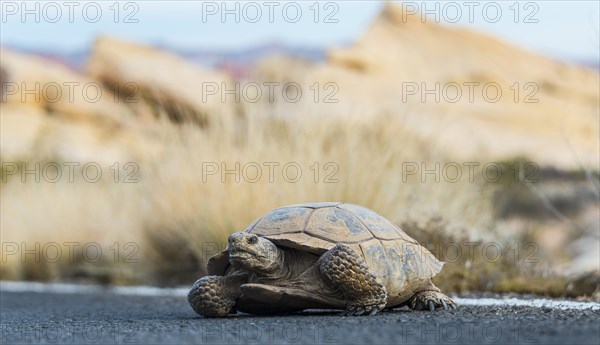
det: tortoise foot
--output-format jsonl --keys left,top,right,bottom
{"left": 408, "top": 290, "right": 456, "bottom": 311}
{"left": 342, "top": 304, "right": 384, "bottom": 316}
{"left": 188, "top": 274, "right": 247, "bottom": 317}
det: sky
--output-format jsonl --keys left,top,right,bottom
{"left": 1, "top": 1, "right": 599, "bottom": 63}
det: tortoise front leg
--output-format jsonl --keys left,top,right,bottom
{"left": 318, "top": 244, "right": 387, "bottom": 316}
{"left": 188, "top": 273, "right": 247, "bottom": 317}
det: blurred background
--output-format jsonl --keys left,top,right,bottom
{"left": 1, "top": 1, "right": 598, "bottom": 299}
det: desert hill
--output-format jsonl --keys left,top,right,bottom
{"left": 264, "top": 2, "right": 600, "bottom": 171}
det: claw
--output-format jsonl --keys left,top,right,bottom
{"left": 450, "top": 303, "right": 457, "bottom": 310}
{"left": 427, "top": 300, "right": 435, "bottom": 311}
{"left": 353, "top": 307, "right": 366, "bottom": 316}
{"left": 441, "top": 299, "right": 449, "bottom": 310}
{"left": 369, "top": 307, "right": 380, "bottom": 316}
{"left": 414, "top": 301, "right": 423, "bottom": 311}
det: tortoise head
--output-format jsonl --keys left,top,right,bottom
{"left": 227, "top": 232, "right": 283, "bottom": 275}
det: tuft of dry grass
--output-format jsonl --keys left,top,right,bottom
{"left": 403, "top": 218, "right": 600, "bottom": 300}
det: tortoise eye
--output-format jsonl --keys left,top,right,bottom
{"left": 248, "top": 236, "right": 257, "bottom": 244}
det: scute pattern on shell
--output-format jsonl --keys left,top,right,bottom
{"left": 244, "top": 203, "right": 443, "bottom": 294}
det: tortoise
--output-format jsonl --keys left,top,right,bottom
{"left": 188, "top": 202, "right": 455, "bottom": 317}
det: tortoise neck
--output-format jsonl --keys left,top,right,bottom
{"left": 256, "top": 248, "right": 289, "bottom": 281}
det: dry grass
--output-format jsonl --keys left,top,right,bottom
{"left": 1, "top": 103, "right": 496, "bottom": 286}
{"left": 1, "top": 55, "right": 597, "bottom": 298}
{"left": 1, "top": 100, "right": 598, "bottom": 299}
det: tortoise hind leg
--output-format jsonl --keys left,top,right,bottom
{"left": 407, "top": 280, "right": 456, "bottom": 311}
{"left": 318, "top": 244, "right": 387, "bottom": 316}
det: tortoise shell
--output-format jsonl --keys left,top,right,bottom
{"left": 209, "top": 202, "right": 443, "bottom": 301}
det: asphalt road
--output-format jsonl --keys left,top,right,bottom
{"left": 1, "top": 290, "right": 599, "bottom": 345}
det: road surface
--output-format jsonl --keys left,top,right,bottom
{"left": 1, "top": 283, "right": 599, "bottom": 345}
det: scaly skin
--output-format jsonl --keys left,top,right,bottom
{"left": 188, "top": 232, "right": 284, "bottom": 318}
{"left": 318, "top": 244, "right": 387, "bottom": 316}
{"left": 188, "top": 274, "right": 247, "bottom": 317}
{"left": 407, "top": 282, "right": 456, "bottom": 311}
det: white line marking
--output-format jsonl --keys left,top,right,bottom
{"left": 0, "top": 281, "right": 189, "bottom": 297}
{"left": 453, "top": 297, "right": 600, "bottom": 311}
{"left": 2, "top": 281, "right": 599, "bottom": 310}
